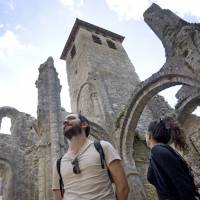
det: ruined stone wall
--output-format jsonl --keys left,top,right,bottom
{"left": 1, "top": 4, "right": 200, "bottom": 200}
{"left": 0, "top": 107, "right": 39, "bottom": 200}
{"left": 136, "top": 94, "right": 173, "bottom": 135}
{"left": 182, "top": 115, "right": 200, "bottom": 170}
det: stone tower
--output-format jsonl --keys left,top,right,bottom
{"left": 60, "top": 19, "right": 140, "bottom": 132}
{"left": 36, "top": 57, "right": 64, "bottom": 200}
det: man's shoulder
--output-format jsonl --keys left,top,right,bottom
{"left": 99, "top": 140, "right": 114, "bottom": 149}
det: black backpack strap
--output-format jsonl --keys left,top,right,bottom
{"left": 94, "top": 140, "right": 114, "bottom": 182}
{"left": 56, "top": 157, "right": 64, "bottom": 197}
{"left": 94, "top": 140, "right": 105, "bottom": 169}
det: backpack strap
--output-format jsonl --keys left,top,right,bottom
{"left": 56, "top": 157, "right": 64, "bottom": 197}
{"left": 94, "top": 140, "right": 114, "bottom": 182}
{"left": 94, "top": 140, "right": 105, "bottom": 169}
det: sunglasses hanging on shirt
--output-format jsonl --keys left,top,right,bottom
{"left": 71, "top": 157, "right": 81, "bottom": 174}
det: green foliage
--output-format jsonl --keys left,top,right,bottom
{"left": 114, "top": 109, "right": 126, "bottom": 128}
{"left": 134, "top": 130, "right": 146, "bottom": 144}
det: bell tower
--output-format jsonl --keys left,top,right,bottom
{"left": 61, "top": 19, "right": 140, "bottom": 132}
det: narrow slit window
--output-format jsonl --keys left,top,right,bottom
{"left": 107, "top": 40, "right": 116, "bottom": 49}
{"left": 92, "top": 35, "right": 102, "bottom": 45}
{"left": 70, "top": 45, "right": 76, "bottom": 59}
{"left": 0, "top": 117, "right": 11, "bottom": 135}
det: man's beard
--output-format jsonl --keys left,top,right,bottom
{"left": 64, "top": 125, "right": 82, "bottom": 140}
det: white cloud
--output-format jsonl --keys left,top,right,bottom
{"left": 0, "top": 30, "right": 32, "bottom": 59}
{"left": 153, "top": 0, "right": 200, "bottom": 19}
{"left": 15, "top": 25, "right": 26, "bottom": 31}
{"left": 105, "top": 0, "right": 150, "bottom": 20}
{"left": 80, "top": 0, "right": 84, "bottom": 6}
{"left": 60, "top": 0, "right": 74, "bottom": 6}
{"left": 59, "top": 0, "right": 85, "bottom": 18}
{"left": 0, "top": 24, "right": 4, "bottom": 29}
{"left": 59, "top": 0, "right": 84, "bottom": 7}
{"left": 7, "top": 0, "right": 15, "bottom": 10}
{"left": 105, "top": 0, "right": 200, "bottom": 21}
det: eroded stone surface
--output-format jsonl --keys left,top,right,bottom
{"left": 0, "top": 4, "right": 200, "bottom": 200}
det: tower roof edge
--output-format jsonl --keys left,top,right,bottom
{"left": 60, "top": 18, "right": 125, "bottom": 60}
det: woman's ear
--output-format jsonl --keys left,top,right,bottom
{"left": 146, "top": 131, "right": 152, "bottom": 148}
{"left": 148, "top": 132, "right": 153, "bottom": 140}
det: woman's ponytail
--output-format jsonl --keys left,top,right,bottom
{"left": 164, "top": 117, "right": 187, "bottom": 151}
{"left": 171, "top": 125, "right": 188, "bottom": 151}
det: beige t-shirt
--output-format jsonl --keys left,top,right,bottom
{"left": 52, "top": 139, "right": 121, "bottom": 200}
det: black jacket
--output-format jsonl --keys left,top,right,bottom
{"left": 147, "top": 144, "right": 200, "bottom": 200}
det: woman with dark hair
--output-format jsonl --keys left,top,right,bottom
{"left": 146, "top": 117, "right": 200, "bottom": 200}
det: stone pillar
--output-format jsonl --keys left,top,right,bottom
{"left": 124, "top": 164, "right": 148, "bottom": 200}
{"left": 114, "top": 129, "right": 147, "bottom": 200}
{"left": 36, "top": 57, "right": 63, "bottom": 200}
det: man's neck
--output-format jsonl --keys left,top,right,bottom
{"left": 68, "top": 133, "right": 87, "bottom": 154}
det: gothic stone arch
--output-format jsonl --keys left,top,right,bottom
{"left": 0, "top": 106, "right": 19, "bottom": 132}
{"left": 175, "top": 86, "right": 200, "bottom": 123}
{"left": 114, "top": 58, "right": 200, "bottom": 200}
{"left": 119, "top": 59, "right": 200, "bottom": 163}
{"left": 0, "top": 107, "right": 39, "bottom": 200}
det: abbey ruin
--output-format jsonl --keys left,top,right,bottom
{"left": 0, "top": 3, "right": 200, "bottom": 200}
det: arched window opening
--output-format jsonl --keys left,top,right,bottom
{"left": 0, "top": 117, "right": 11, "bottom": 135}
{"left": 192, "top": 106, "right": 200, "bottom": 117}
{"left": 159, "top": 85, "right": 182, "bottom": 108}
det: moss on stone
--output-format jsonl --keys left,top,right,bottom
{"left": 134, "top": 130, "right": 146, "bottom": 145}
{"left": 114, "top": 109, "right": 126, "bottom": 128}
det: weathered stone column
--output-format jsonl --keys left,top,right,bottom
{"left": 113, "top": 129, "right": 147, "bottom": 200}
{"left": 36, "top": 57, "right": 63, "bottom": 200}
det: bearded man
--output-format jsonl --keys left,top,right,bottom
{"left": 52, "top": 113, "right": 129, "bottom": 200}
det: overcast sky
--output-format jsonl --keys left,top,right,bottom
{"left": 0, "top": 0, "right": 200, "bottom": 133}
